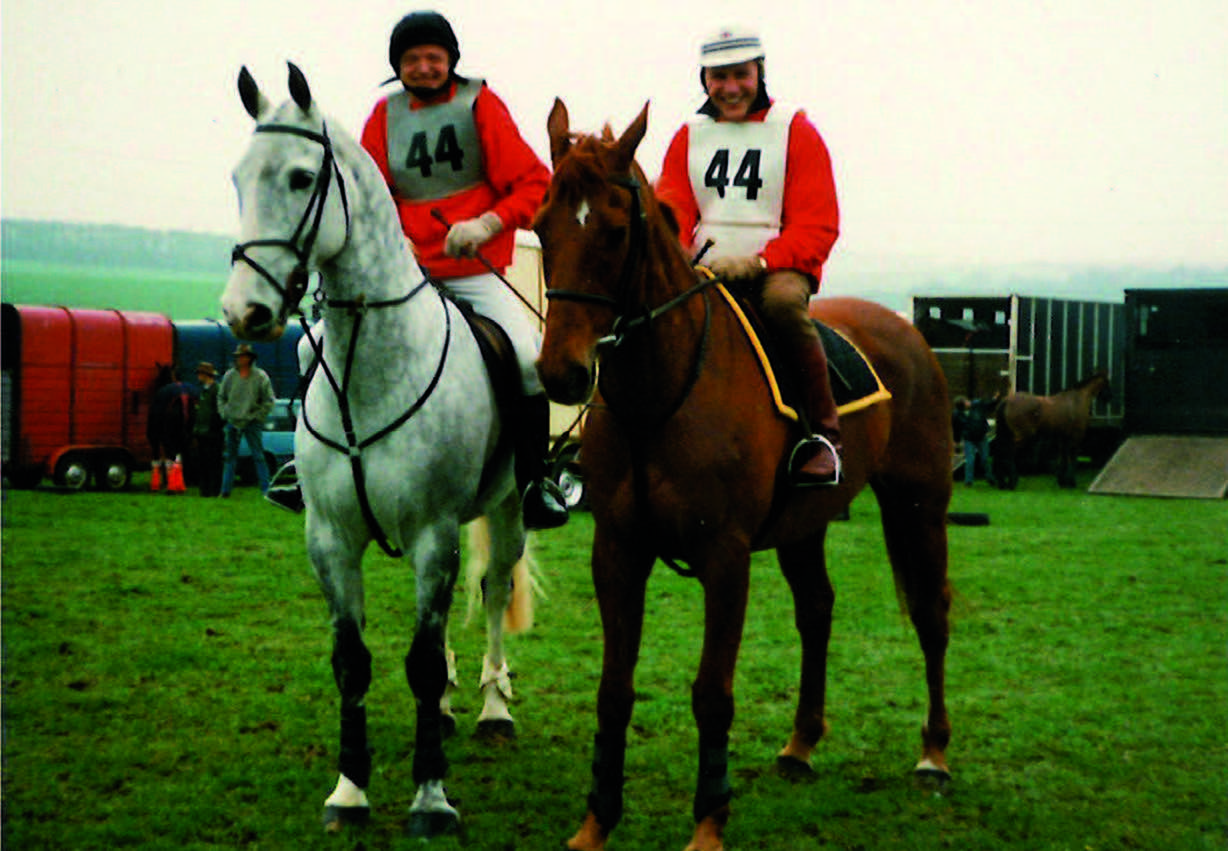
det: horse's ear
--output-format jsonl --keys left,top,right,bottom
{"left": 287, "top": 61, "right": 312, "bottom": 112}
{"left": 546, "top": 98, "right": 571, "bottom": 166}
{"left": 612, "top": 101, "right": 649, "bottom": 171}
{"left": 238, "top": 66, "right": 268, "bottom": 120}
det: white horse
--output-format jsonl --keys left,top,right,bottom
{"left": 221, "top": 62, "right": 534, "bottom": 838}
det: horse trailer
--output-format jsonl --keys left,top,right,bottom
{"left": 1, "top": 303, "right": 174, "bottom": 489}
{"left": 2, "top": 303, "right": 304, "bottom": 490}
{"left": 912, "top": 294, "right": 1126, "bottom": 462}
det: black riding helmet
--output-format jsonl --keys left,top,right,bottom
{"left": 388, "top": 11, "right": 460, "bottom": 76}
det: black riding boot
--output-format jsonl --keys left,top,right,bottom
{"left": 515, "top": 394, "right": 569, "bottom": 530}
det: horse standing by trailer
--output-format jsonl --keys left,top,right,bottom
{"left": 534, "top": 101, "right": 954, "bottom": 851}
{"left": 994, "top": 370, "right": 1111, "bottom": 489}
{"left": 221, "top": 64, "right": 536, "bottom": 837}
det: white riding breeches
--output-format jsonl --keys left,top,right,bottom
{"left": 443, "top": 272, "right": 544, "bottom": 396}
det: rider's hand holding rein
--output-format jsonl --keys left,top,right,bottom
{"left": 444, "top": 211, "right": 503, "bottom": 258}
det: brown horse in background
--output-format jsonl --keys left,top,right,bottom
{"left": 535, "top": 100, "right": 954, "bottom": 851}
{"left": 994, "top": 370, "right": 1110, "bottom": 489}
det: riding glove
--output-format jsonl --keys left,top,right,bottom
{"left": 708, "top": 254, "right": 767, "bottom": 283}
{"left": 444, "top": 211, "right": 503, "bottom": 258}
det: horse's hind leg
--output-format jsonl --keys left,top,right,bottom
{"left": 775, "top": 530, "right": 835, "bottom": 776}
{"left": 405, "top": 523, "right": 463, "bottom": 838}
{"left": 872, "top": 478, "right": 953, "bottom": 783}
{"left": 473, "top": 498, "right": 528, "bottom": 741}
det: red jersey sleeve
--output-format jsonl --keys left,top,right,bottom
{"left": 761, "top": 110, "right": 840, "bottom": 286}
{"left": 473, "top": 85, "right": 550, "bottom": 232}
{"left": 654, "top": 124, "right": 700, "bottom": 251}
{"left": 359, "top": 98, "right": 395, "bottom": 188}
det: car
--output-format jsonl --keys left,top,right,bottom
{"left": 237, "top": 398, "right": 298, "bottom": 484}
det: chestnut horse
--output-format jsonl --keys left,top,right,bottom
{"left": 535, "top": 100, "right": 954, "bottom": 851}
{"left": 993, "top": 370, "right": 1111, "bottom": 489}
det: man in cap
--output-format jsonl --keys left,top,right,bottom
{"left": 656, "top": 27, "right": 843, "bottom": 486}
{"left": 356, "top": 9, "right": 567, "bottom": 529}
{"left": 219, "top": 344, "right": 275, "bottom": 497}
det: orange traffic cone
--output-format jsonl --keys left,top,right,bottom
{"left": 150, "top": 461, "right": 164, "bottom": 491}
{"left": 167, "top": 456, "right": 186, "bottom": 494}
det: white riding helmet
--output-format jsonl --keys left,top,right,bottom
{"left": 699, "top": 27, "right": 765, "bottom": 68}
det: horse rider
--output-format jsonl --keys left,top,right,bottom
{"left": 655, "top": 26, "right": 843, "bottom": 486}
{"left": 267, "top": 11, "right": 568, "bottom": 529}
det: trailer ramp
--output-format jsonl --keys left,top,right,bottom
{"left": 1089, "top": 436, "right": 1228, "bottom": 499}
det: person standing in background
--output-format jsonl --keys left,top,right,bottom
{"left": 219, "top": 344, "right": 274, "bottom": 497}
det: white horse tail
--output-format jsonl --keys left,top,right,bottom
{"left": 465, "top": 518, "right": 541, "bottom": 634}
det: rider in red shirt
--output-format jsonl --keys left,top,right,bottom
{"left": 656, "top": 27, "right": 843, "bottom": 486}
{"left": 267, "top": 11, "right": 566, "bottom": 528}
{"left": 360, "top": 11, "right": 566, "bottom": 529}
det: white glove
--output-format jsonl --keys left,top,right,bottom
{"left": 444, "top": 211, "right": 503, "bottom": 258}
{"left": 708, "top": 254, "right": 766, "bottom": 283}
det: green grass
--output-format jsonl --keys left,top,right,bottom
{"left": 1, "top": 259, "right": 224, "bottom": 320}
{"left": 2, "top": 471, "right": 1225, "bottom": 850}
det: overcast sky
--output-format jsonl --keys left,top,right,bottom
{"left": 3, "top": 0, "right": 1226, "bottom": 267}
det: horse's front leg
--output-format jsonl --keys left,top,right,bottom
{"left": 405, "top": 523, "right": 463, "bottom": 838}
{"left": 685, "top": 541, "right": 751, "bottom": 851}
{"left": 568, "top": 526, "right": 655, "bottom": 851}
{"left": 307, "top": 530, "right": 372, "bottom": 832}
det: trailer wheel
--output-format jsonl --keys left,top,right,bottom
{"left": 95, "top": 457, "right": 132, "bottom": 491}
{"left": 54, "top": 454, "right": 91, "bottom": 491}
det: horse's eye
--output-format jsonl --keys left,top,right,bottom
{"left": 288, "top": 169, "right": 315, "bottom": 191}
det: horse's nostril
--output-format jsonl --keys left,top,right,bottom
{"left": 245, "top": 303, "right": 275, "bottom": 332}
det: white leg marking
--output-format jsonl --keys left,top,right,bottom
{"left": 478, "top": 655, "right": 514, "bottom": 723}
{"left": 410, "top": 779, "right": 459, "bottom": 816}
{"left": 324, "top": 773, "right": 370, "bottom": 808}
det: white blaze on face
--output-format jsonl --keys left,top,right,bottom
{"left": 576, "top": 199, "right": 591, "bottom": 227}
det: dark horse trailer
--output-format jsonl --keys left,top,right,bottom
{"left": 2, "top": 303, "right": 174, "bottom": 489}
{"left": 173, "top": 318, "right": 305, "bottom": 400}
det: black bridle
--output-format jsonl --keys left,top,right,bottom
{"left": 230, "top": 121, "right": 351, "bottom": 321}
{"left": 545, "top": 174, "right": 717, "bottom": 349}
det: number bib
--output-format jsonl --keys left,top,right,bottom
{"left": 687, "top": 104, "right": 792, "bottom": 258}
{"left": 386, "top": 79, "right": 485, "bottom": 201}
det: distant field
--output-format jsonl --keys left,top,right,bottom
{"left": 1, "top": 259, "right": 226, "bottom": 320}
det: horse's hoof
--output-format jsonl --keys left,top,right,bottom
{"left": 914, "top": 762, "right": 952, "bottom": 792}
{"left": 406, "top": 808, "right": 460, "bottom": 839}
{"left": 775, "top": 755, "right": 816, "bottom": 782}
{"left": 322, "top": 804, "right": 370, "bottom": 833}
{"left": 474, "top": 718, "right": 516, "bottom": 742}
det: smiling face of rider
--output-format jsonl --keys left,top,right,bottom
{"left": 702, "top": 59, "right": 761, "bottom": 122}
{"left": 398, "top": 44, "right": 452, "bottom": 98}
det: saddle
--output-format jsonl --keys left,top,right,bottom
{"left": 716, "top": 284, "right": 891, "bottom": 420}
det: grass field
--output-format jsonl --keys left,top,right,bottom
{"left": 1, "top": 259, "right": 225, "bottom": 321}
{"left": 2, "top": 471, "right": 1225, "bottom": 850}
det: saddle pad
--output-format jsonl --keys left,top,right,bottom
{"left": 715, "top": 285, "right": 891, "bottom": 420}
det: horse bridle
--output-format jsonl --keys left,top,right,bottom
{"left": 545, "top": 174, "right": 717, "bottom": 348}
{"left": 230, "top": 120, "right": 352, "bottom": 320}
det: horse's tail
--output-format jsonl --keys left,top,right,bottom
{"left": 464, "top": 517, "right": 541, "bottom": 634}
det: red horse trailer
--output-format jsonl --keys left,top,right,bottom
{"left": 2, "top": 304, "right": 173, "bottom": 489}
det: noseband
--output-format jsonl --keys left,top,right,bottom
{"left": 231, "top": 121, "right": 351, "bottom": 319}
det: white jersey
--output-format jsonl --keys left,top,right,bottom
{"left": 687, "top": 103, "right": 795, "bottom": 259}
